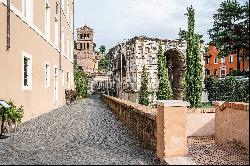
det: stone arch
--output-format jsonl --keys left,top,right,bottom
{"left": 165, "top": 48, "right": 186, "bottom": 100}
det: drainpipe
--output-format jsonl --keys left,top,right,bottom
{"left": 7, "top": 0, "right": 10, "bottom": 50}
{"left": 59, "top": 0, "right": 62, "bottom": 70}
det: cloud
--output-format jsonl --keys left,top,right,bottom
{"left": 75, "top": 0, "right": 226, "bottom": 50}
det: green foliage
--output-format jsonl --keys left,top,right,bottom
{"left": 157, "top": 45, "right": 173, "bottom": 100}
{"left": 99, "top": 45, "right": 106, "bottom": 54}
{"left": 205, "top": 76, "right": 249, "bottom": 103}
{"left": 208, "top": 0, "right": 249, "bottom": 69}
{"left": 0, "top": 100, "right": 24, "bottom": 123}
{"left": 183, "top": 6, "right": 203, "bottom": 108}
{"left": 139, "top": 65, "right": 150, "bottom": 106}
{"left": 228, "top": 70, "right": 249, "bottom": 77}
{"left": 74, "top": 66, "right": 88, "bottom": 99}
{"left": 99, "top": 54, "right": 109, "bottom": 72}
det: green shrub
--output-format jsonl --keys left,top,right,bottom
{"left": 205, "top": 76, "right": 249, "bottom": 103}
{"left": 1, "top": 100, "right": 24, "bottom": 123}
{"left": 74, "top": 66, "right": 88, "bottom": 99}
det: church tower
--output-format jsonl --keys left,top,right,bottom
{"left": 75, "top": 25, "right": 97, "bottom": 74}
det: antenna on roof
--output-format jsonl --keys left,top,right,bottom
{"left": 84, "top": 20, "right": 87, "bottom": 26}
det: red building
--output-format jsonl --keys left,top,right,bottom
{"left": 205, "top": 44, "right": 249, "bottom": 78}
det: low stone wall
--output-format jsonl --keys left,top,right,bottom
{"left": 101, "top": 95, "right": 157, "bottom": 151}
{"left": 187, "top": 112, "right": 215, "bottom": 137}
{"left": 214, "top": 102, "right": 249, "bottom": 151}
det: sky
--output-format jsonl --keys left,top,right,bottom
{"left": 74, "top": 0, "right": 245, "bottom": 51}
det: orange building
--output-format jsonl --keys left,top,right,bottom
{"left": 205, "top": 44, "right": 249, "bottom": 78}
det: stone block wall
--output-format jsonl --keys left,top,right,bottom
{"left": 101, "top": 94, "right": 157, "bottom": 151}
{"left": 214, "top": 101, "right": 249, "bottom": 151}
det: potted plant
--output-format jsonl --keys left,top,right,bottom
{"left": 2, "top": 101, "right": 24, "bottom": 133}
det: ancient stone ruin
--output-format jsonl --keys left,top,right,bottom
{"left": 107, "top": 36, "right": 206, "bottom": 105}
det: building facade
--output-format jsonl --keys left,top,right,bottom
{"left": 0, "top": 0, "right": 74, "bottom": 122}
{"left": 205, "top": 44, "right": 249, "bottom": 77}
{"left": 107, "top": 36, "right": 207, "bottom": 105}
{"left": 74, "top": 25, "right": 102, "bottom": 75}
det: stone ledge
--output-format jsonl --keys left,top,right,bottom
{"left": 163, "top": 157, "right": 196, "bottom": 165}
{"left": 156, "top": 100, "right": 190, "bottom": 107}
{"left": 213, "top": 101, "right": 249, "bottom": 111}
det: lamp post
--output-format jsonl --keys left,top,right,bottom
{"left": 0, "top": 100, "right": 11, "bottom": 139}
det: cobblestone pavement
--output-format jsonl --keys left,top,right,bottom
{"left": 0, "top": 96, "right": 160, "bottom": 165}
{"left": 188, "top": 137, "right": 249, "bottom": 165}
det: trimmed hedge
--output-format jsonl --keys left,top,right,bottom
{"left": 205, "top": 76, "right": 249, "bottom": 103}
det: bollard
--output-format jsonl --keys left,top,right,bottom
{"left": 156, "top": 100, "right": 190, "bottom": 161}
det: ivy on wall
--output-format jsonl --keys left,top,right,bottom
{"left": 205, "top": 76, "right": 249, "bottom": 103}
{"left": 74, "top": 66, "right": 88, "bottom": 99}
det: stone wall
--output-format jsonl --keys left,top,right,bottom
{"left": 101, "top": 94, "right": 157, "bottom": 151}
{"left": 187, "top": 112, "right": 215, "bottom": 137}
{"left": 214, "top": 102, "right": 249, "bottom": 151}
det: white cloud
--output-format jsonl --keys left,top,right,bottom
{"left": 75, "top": 0, "right": 226, "bottom": 50}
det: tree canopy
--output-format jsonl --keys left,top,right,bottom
{"left": 208, "top": 0, "right": 249, "bottom": 69}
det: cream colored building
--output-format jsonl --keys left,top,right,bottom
{"left": 0, "top": 0, "right": 74, "bottom": 122}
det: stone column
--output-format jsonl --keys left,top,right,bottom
{"left": 156, "top": 100, "right": 190, "bottom": 161}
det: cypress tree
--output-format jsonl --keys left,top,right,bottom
{"left": 157, "top": 45, "right": 173, "bottom": 100}
{"left": 139, "top": 65, "right": 150, "bottom": 106}
{"left": 183, "top": 6, "right": 203, "bottom": 108}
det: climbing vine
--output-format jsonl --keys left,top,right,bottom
{"left": 74, "top": 66, "right": 88, "bottom": 99}
{"left": 183, "top": 6, "right": 203, "bottom": 108}
{"left": 157, "top": 45, "right": 173, "bottom": 100}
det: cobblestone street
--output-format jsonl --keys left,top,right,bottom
{"left": 0, "top": 96, "right": 160, "bottom": 165}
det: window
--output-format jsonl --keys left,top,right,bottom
{"left": 55, "top": 18, "right": 59, "bottom": 47}
{"left": 221, "top": 69, "right": 226, "bottom": 78}
{"left": 56, "top": 2, "right": 59, "bottom": 14}
{"left": 229, "top": 54, "right": 234, "bottom": 63}
{"left": 205, "top": 69, "right": 210, "bottom": 76}
{"left": 229, "top": 68, "right": 234, "bottom": 74}
{"left": 66, "top": 72, "right": 70, "bottom": 89}
{"left": 22, "top": 51, "right": 32, "bottom": 90}
{"left": 45, "top": 1, "right": 51, "bottom": 40}
{"left": 206, "top": 58, "right": 210, "bottom": 64}
{"left": 221, "top": 57, "right": 225, "bottom": 64}
{"left": 22, "top": 0, "right": 33, "bottom": 22}
{"left": 214, "top": 57, "right": 218, "bottom": 64}
{"left": 214, "top": 69, "right": 217, "bottom": 76}
{"left": 45, "top": 63, "right": 50, "bottom": 88}
{"left": 61, "top": 69, "right": 64, "bottom": 86}
{"left": 87, "top": 43, "right": 89, "bottom": 49}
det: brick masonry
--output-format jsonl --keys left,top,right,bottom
{"left": 101, "top": 94, "right": 157, "bottom": 151}
{"left": 214, "top": 101, "right": 249, "bottom": 151}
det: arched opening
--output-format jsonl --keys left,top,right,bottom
{"left": 165, "top": 49, "right": 186, "bottom": 100}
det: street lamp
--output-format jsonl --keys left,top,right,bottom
{"left": 0, "top": 100, "right": 11, "bottom": 139}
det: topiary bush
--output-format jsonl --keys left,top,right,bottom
{"left": 205, "top": 76, "right": 249, "bottom": 103}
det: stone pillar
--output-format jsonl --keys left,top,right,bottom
{"left": 156, "top": 100, "right": 190, "bottom": 161}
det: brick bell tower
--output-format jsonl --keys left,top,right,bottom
{"left": 75, "top": 25, "right": 97, "bottom": 74}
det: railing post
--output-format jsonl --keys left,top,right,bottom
{"left": 156, "top": 100, "right": 190, "bottom": 161}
